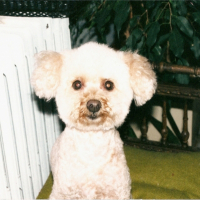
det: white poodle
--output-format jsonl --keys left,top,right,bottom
{"left": 31, "top": 42, "right": 157, "bottom": 199}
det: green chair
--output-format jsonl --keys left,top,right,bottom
{"left": 37, "top": 145, "right": 200, "bottom": 199}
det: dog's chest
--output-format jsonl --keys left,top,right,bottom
{"left": 56, "top": 128, "right": 124, "bottom": 171}
{"left": 51, "top": 127, "right": 131, "bottom": 198}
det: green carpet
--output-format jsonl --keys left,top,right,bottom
{"left": 37, "top": 145, "right": 200, "bottom": 199}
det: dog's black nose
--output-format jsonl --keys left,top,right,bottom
{"left": 87, "top": 100, "right": 101, "bottom": 113}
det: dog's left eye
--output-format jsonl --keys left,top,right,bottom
{"left": 72, "top": 80, "right": 82, "bottom": 90}
{"left": 104, "top": 81, "right": 114, "bottom": 91}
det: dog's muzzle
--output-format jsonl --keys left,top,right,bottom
{"left": 87, "top": 99, "right": 101, "bottom": 115}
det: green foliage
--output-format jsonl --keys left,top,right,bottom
{"left": 114, "top": 1, "right": 130, "bottom": 37}
{"left": 69, "top": 0, "right": 200, "bottom": 84}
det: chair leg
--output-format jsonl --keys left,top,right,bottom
{"left": 161, "top": 97, "right": 168, "bottom": 145}
{"left": 141, "top": 116, "right": 147, "bottom": 142}
{"left": 182, "top": 100, "right": 189, "bottom": 147}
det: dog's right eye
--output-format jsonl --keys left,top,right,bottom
{"left": 72, "top": 80, "right": 82, "bottom": 90}
{"left": 104, "top": 80, "right": 114, "bottom": 91}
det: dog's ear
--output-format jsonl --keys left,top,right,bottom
{"left": 31, "top": 51, "right": 63, "bottom": 100}
{"left": 122, "top": 51, "right": 157, "bottom": 106}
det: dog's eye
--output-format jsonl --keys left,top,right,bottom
{"left": 72, "top": 80, "right": 82, "bottom": 90}
{"left": 104, "top": 81, "right": 114, "bottom": 91}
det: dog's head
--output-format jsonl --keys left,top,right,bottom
{"left": 31, "top": 42, "right": 156, "bottom": 131}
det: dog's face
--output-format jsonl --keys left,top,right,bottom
{"left": 56, "top": 44, "right": 133, "bottom": 131}
{"left": 31, "top": 42, "right": 157, "bottom": 131}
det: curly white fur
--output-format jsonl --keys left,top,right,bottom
{"left": 31, "top": 42, "right": 157, "bottom": 199}
{"left": 50, "top": 127, "right": 131, "bottom": 199}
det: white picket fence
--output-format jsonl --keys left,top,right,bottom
{"left": 0, "top": 16, "right": 71, "bottom": 199}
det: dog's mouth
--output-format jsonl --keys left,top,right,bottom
{"left": 87, "top": 113, "right": 99, "bottom": 120}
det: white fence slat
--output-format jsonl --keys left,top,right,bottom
{"left": 0, "top": 26, "right": 43, "bottom": 198}
{"left": 52, "top": 18, "right": 63, "bottom": 51}
{"left": 61, "top": 18, "right": 71, "bottom": 50}
{"left": 0, "top": 16, "right": 71, "bottom": 199}
{"left": 0, "top": 16, "right": 45, "bottom": 52}
{"left": 0, "top": 41, "right": 24, "bottom": 199}
{"left": 0, "top": 107, "right": 11, "bottom": 200}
